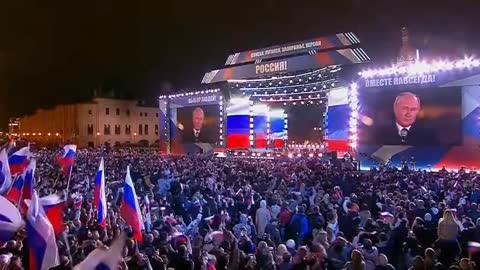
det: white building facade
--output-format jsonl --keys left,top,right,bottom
{"left": 19, "top": 98, "right": 160, "bottom": 147}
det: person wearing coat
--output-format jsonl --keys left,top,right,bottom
{"left": 256, "top": 200, "right": 272, "bottom": 237}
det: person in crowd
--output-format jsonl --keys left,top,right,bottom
{"left": 375, "top": 254, "right": 395, "bottom": 270}
{"left": 360, "top": 239, "right": 378, "bottom": 270}
{"left": 256, "top": 200, "right": 272, "bottom": 237}
{"left": 436, "top": 209, "right": 462, "bottom": 266}
{"left": 287, "top": 205, "right": 309, "bottom": 246}
{"left": 344, "top": 249, "right": 366, "bottom": 270}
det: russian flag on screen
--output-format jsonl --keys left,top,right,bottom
{"left": 0, "top": 195, "right": 23, "bottom": 247}
{"left": 8, "top": 146, "right": 31, "bottom": 175}
{"left": 20, "top": 159, "right": 36, "bottom": 214}
{"left": 121, "top": 166, "right": 144, "bottom": 243}
{"left": 56, "top": 144, "right": 76, "bottom": 175}
{"left": 94, "top": 158, "right": 107, "bottom": 228}
{"left": 0, "top": 149, "right": 12, "bottom": 194}
{"left": 6, "top": 173, "right": 25, "bottom": 205}
{"left": 26, "top": 190, "right": 59, "bottom": 270}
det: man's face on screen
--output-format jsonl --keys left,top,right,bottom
{"left": 192, "top": 109, "right": 205, "bottom": 130}
{"left": 394, "top": 95, "right": 420, "bottom": 127}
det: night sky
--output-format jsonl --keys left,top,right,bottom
{"left": 1, "top": 0, "right": 479, "bottom": 129}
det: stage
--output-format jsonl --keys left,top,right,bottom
{"left": 158, "top": 32, "right": 480, "bottom": 171}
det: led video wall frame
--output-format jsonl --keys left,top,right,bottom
{"left": 159, "top": 89, "right": 224, "bottom": 154}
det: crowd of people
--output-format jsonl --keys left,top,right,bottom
{"left": 1, "top": 147, "right": 480, "bottom": 270}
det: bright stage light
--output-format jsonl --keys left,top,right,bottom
{"left": 242, "top": 152, "right": 246, "bottom": 156}
{"left": 288, "top": 153, "right": 293, "bottom": 158}
{"left": 308, "top": 153, "right": 314, "bottom": 158}
{"left": 318, "top": 153, "right": 323, "bottom": 157}
{"left": 360, "top": 57, "right": 480, "bottom": 78}
{"left": 297, "top": 153, "right": 302, "bottom": 157}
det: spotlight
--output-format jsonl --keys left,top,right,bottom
{"left": 309, "top": 153, "right": 314, "bottom": 158}
{"left": 297, "top": 153, "right": 302, "bottom": 157}
{"left": 288, "top": 153, "right": 293, "bottom": 158}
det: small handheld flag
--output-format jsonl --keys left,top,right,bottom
{"left": 26, "top": 190, "right": 60, "bottom": 270}
{"left": 8, "top": 146, "right": 31, "bottom": 175}
{"left": 94, "top": 158, "right": 107, "bottom": 228}
{"left": 121, "top": 166, "right": 144, "bottom": 243}
{"left": 56, "top": 145, "right": 77, "bottom": 175}
{"left": 25, "top": 192, "right": 66, "bottom": 236}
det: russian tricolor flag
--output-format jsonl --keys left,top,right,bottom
{"left": 8, "top": 146, "right": 31, "bottom": 175}
{"left": 36, "top": 192, "right": 66, "bottom": 236}
{"left": 6, "top": 141, "right": 16, "bottom": 157}
{"left": 20, "top": 159, "right": 36, "bottom": 214}
{"left": 6, "top": 173, "right": 25, "bottom": 206}
{"left": 0, "top": 149, "right": 12, "bottom": 194}
{"left": 0, "top": 195, "right": 24, "bottom": 246}
{"left": 144, "top": 195, "right": 152, "bottom": 233}
{"left": 93, "top": 158, "right": 107, "bottom": 228}
{"left": 26, "top": 190, "right": 59, "bottom": 270}
{"left": 121, "top": 166, "right": 144, "bottom": 243}
{"left": 73, "top": 234, "right": 125, "bottom": 270}
{"left": 469, "top": 241, "right": 480, "bottom": 253}
{"left": 56, "top": 145, "right": 77, "bottom": 175}
{"left": 24, "top": 192, "right": 66, "bottom": 236}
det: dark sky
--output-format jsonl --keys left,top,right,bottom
{"left": 1, "top": 0, "right": 479, "bottom": 129}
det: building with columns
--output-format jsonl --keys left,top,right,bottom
{"left": 18, "top": 98, "right": 159, "bottom": 147}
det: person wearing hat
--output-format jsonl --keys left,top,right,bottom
{"left": 286, "top": 239, "right": 297, "bottom": 257}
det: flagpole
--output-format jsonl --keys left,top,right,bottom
{"left": 62, "top": 231, "right": 74, "bottom": 268}
{"left": 53, "top": 173, "right": 61, "bottom": 187}
{"left": 65, "top": 165, "right": 73, "bottom": 198}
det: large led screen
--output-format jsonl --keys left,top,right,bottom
{"left": 358, "top": 86, "right": 462, "bottom": 146}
